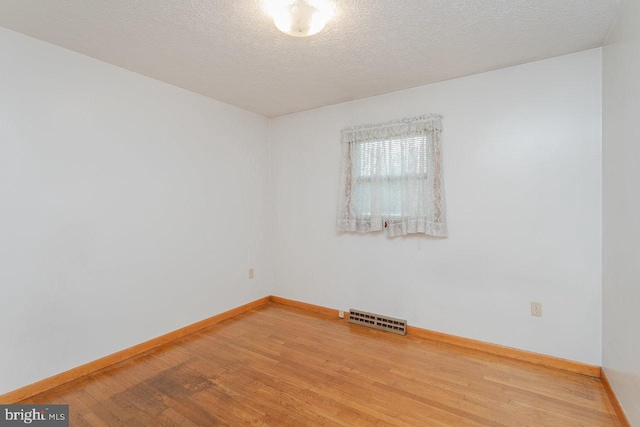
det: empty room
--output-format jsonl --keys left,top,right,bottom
{"left": 0, "top": 0, "right": 638, "bottom": 425}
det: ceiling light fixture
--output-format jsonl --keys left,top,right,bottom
{"left": 266, "top": 0, "right": 335, "bottom": 37}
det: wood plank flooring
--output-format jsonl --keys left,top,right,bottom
{"left": 22, "top": 303, "right": 622, "bottom": 426}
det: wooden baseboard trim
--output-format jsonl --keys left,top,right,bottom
{"left": 0, "top": 296, "right": 270, "bottom": 404}
{"left": 406, "top": 326, "right": 600, "bottom": 377}
{"left": 601, "top": 368, "right": 632, "bottom": 427}
{"left": 270, "top": 295, "right": 600, "bottom": 378}
{"left": 269, "top": 295, "right": 339, "bottom": 317}
{"left": 2, "top": 295, "right": 604, "bottom": 404}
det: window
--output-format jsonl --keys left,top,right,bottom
{"left": 336, "top": 114, "right": 447, "bottom": 237}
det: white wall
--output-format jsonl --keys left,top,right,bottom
{"left": 271, "top": 49, "right": 603, "bottom": 365}
{"left": 0, "top": 27, "right": 270, "bottom": 394}
{"left": 0, "top": 23, "right": 607, "bottom": 397}
{"left": 603, "top": 0, "right": 640, "bottom": 423}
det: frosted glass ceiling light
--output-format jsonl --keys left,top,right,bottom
{"left": 267, "top": 0, "right": 334, "bottom": 37}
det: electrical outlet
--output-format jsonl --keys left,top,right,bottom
{"left": 248, "top": 268, "right": 254, "bottom": 279}
{"left": 531, "top": 302, "right": 542, "bottom": 317}
{"left": 338, "top": 310, "right": 344, "bottom": 319}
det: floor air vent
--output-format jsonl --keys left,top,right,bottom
{"left": 348, "top": 309, "right": 407, "bottom": 335}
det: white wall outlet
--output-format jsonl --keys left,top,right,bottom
{"left": 531, "top": 302, "right": 542, "bottom": 317}
{"left": 248, "top": 268, "right": 254, "bottom": 279}
{"left": 338, "top": 310, "right": 344, "bottom": 319}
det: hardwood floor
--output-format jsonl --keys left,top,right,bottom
{"left": 22, "top": 303, "right": 621, "bottom": 426}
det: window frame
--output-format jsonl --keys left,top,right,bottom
{"left": 336, "top": 114, "right": 447, "bottom": 237}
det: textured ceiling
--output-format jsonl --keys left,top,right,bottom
{"left": 0, "top": 0, "right": 623, "bottom": 117}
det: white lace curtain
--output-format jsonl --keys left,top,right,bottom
{"left": 336, "top": 114, "right": 447, "bottom": 237}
